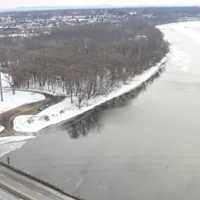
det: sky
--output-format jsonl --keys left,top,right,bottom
{"left": 0, "top": 0, "right": 200, "bottom": 9}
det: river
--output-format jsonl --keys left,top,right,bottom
{"left": 1, "top": 21, "right": 200, "bottom": 200}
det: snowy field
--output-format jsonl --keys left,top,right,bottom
{"left": 0, "top": 89, "right": 45, "bottom": 114}
{"left": 0, "top": 73, "right": 45, "bottom": 114}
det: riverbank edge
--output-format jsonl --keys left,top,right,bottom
{"left": 0, "top": 93, "right": 64, "bottom": 136}
{"left": 14, "top": 52, "right": 169, "bottom": 133}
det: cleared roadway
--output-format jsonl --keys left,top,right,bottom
{"left": 0, "top": 163, "right": 81, "bottom": 200}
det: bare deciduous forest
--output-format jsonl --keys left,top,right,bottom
{"left": 0, "top": 16, "right": 168, "bottom": 107}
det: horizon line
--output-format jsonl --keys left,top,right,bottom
{"left": 0, "top": 4, "right": 200, "bottom": 13}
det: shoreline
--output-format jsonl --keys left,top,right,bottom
{"left": 14, "top": 54, "right": 168, "bottom": 133}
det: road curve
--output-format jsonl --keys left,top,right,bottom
{"left": 0, "top": 92, "right": 64, "bottom": 136}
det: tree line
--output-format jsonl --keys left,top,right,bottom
{"left": 0, "top": 16, "right": 168, "bottom": 108}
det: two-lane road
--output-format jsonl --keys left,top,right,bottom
{"left": 0, "top": 188, "right": 20, "bottom": 200}
{"left": 0, "top": 163, "right": 79, "bottom": 200}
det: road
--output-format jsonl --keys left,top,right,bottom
{"left": 0, "top": 92, "right": 64, "bottom": 136}
{"left": 0, "top": 163, "right": 79, "bottom": 200}
{"left": 0, "top": 188, "right": 20, "bottom": 200}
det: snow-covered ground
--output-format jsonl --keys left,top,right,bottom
{"left": 0, "top": 73, "right": 45, "bottom": 114}
{"left": 14, "top": 56, "right": 167, "bottom": 133}
{"left": 0, "top": 136, "right": 34, "bottom": 158}
{"left": 0, "top": 72, "right": 45, "bottom": 135}
{"left": 0, "top": 125, "right": 5, "bottom": 133}
{"left": 1, "top": 72, "right": 11, "bottom": 88}
{"left": 0, "top": 89, "right": 45, "bottom": 114}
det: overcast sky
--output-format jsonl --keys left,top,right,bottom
{"left": 1, "top": 0, "right": 200, "bottom": 9}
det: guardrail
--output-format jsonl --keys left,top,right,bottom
{"left": 0, "top": 162, "right": 84, "bottom": 200}
{"left": 0, "top": 181, "right": 35, "bottom": 200}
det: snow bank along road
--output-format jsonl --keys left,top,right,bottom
{"left": 0, "top": 89, "right": 45, "bottom": 134}
{"left": 0, "top": 162, "right": 81, "bottom": 200}
{"left": 0, "top": 72, "right": 45, "bottom": 134}
{"left": 0, "top": 89, "right": 45, "bottom": 115}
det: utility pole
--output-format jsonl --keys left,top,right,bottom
{"left": 7, "top": 156, "right": 10, "bottom": 166}
{"left": 0, "top": 72, "right": 3, "bottom": 102}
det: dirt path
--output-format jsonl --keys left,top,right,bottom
{"left": 0, "top": 93, "right": 64, "bottom": 136}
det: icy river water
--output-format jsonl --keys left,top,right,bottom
{"left": 2, "top": 21, "right": 200, "bottom": 200}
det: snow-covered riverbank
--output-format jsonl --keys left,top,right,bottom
{"left": 14, "top": 56, "right": 167, "bottom": 133}
{"left": 0, "top": 136, "right": 34, "bottom": 158}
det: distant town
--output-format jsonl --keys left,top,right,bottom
{"left": 0, "top": 7, "right": 200, "bottom": 38}
{"left": 0, "top": 9, "right": 129, "bottom": 38}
